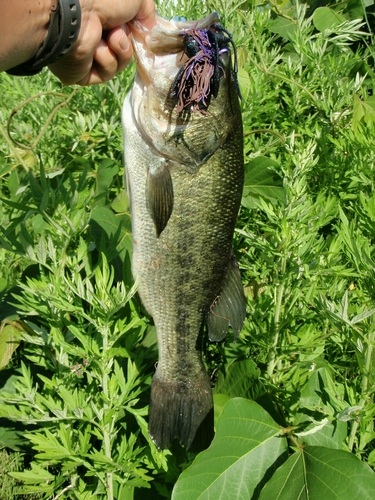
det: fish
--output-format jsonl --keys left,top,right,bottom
{"left": 122, "top": 12, "right": 246, "bottom": 450}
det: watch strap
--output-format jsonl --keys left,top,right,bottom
{"left": 7, "top": 0, "right": 81, "bottom": 76}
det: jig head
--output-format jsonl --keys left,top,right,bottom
{"left": 171, "top": 23, "right": 242, "bottom": 115}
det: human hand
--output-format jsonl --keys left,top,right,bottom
{"left": 48, "top": 0, "right": 156, "bottom": 85}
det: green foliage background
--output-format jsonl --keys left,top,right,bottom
{"left": 2, "top": 0, "right": 375, "bottom": 498}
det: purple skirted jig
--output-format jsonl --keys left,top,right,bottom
{"left": 170, "top": 23, "right": 242, "bottom": 115}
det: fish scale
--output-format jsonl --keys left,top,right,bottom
{"left": 122, "top": 13, "right": 246, "bottom": 450}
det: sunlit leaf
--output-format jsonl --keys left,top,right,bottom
{"left": 9, "top": 462, "right": 55, "bottom": 484}
{"left": 214, "top": 358, "right": 261, "bottom": 399}
{"left": 237, "top": 67, "right": 251, "bottom": 101}
{"left": 95, "top": 159, "right": 119, "bottom": 206}
{"left": 90, "top": 205, "right": 132, "bottom": 264}
{"left": 111, "top": 189, "right": 130, "bottom": 213}
{"left": 172, "top": 398, "right": 288, "bottom": 500}
{"left": 213, "top": 393, "right": 231, "bottom": 428}
{"left": 0, "top": 426, "right": 27, "bottom": 451}
{"left": 242, "top": 156, "right": 285, "bottom": 209}
{"left": 347, "top": 0, "right": 365, "bottom": 19}
{"left": 269, "top": 16, "right": 298, "bottom": 41}
{"left": 313, "top": 7, "right": 347, "bottom": 32}
{"left": 295, "top": 416, "right": 347, "bottom": 449}
{"left": 0, "top": 278, "right": 7, "bottom": 294}
{"left": 0, "top": 323, "right": 21, "bottom": 369}
{"left": 259, "top": 446, "right": 375, "bottom": 499}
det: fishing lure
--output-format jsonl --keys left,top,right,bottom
{"left": 171, "top": 23, "right": 242, "bottom": 114}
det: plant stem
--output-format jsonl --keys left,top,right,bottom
{"left": 268, "top": 238, "right": 289, "bottom": 379}
{"left": 0, "top": 123, "right": 31, "bottom": 172}
{"left": 267, "top": 281, "right": 285, "bottom": 378}
{"left": 6, "top": 89, "right": 77, "bottom": 150}
{"left": 102, "top": 324, "right": 114, "bottom": 500}
{"left": 348, "top": 330, "right": 375, "bottom": 452}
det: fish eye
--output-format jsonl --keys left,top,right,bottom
{"left": 184, "top": 36, "right": 200, "bottom": 57}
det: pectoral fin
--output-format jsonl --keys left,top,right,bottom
{"left": 207, "top": 256, "right": 246, "bottom": 342}
{"left": 146, "top": 160, "right": 174, "bottom": 237}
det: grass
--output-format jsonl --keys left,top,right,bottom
{"left": 0, "top": 449, "right": 43, "bottom": 499}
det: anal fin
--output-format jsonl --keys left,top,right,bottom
{"left": 146, "top": 159, "right": 174, "bottom": 237}
{"left": 207, "top": 255, "right": 246, "bottom": 342}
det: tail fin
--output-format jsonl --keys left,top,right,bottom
{"left": 148, "top": 372, "right": 214, "bottom": 450}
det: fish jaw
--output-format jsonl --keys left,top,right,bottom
{"left": 127, "top": 13, "right": 239, "bottom": 170}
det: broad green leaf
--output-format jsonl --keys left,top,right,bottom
{"left": 242, "top": 156, "right": 285, "bottom": 209}
{"left": 237, "top": 68, "right": 251, "bottom": 101}
{"left": 0, "top": 323, "right": 21, "bottom": 369}
{"left": 0, "top": 277, "right": 7, "bottom": 294}
{"left": 213, "top": 393, "right": 231, "bottom": 428}
{"left": 214, "top": 358, "right": 261, "bottom": 399}
{"left": 90, "top": 205, "right": 132, "bottom": 264}
{"left": 353, "top": 95, "right": 375, "bottom": 135}
{"left": 31, "top": 213, "right": 49, "bottom": 234}
{"left": 363, "top": 96, "right": 375, "bottom": 121}
{"left": 111, "top": 189, "right": 130, "bottom": 213}
{"left": 347, "top": 0, "right": 365, "bottom": 19}
{"left": 259, "top": 446, "right": 375, "bottom": 499}
{"left": 269, "top": 0, "right": 295, "bottom": 18}
{"left": 313, "top": 7, "right": 347, "bottom": 32}
{"left": 295, "top": 416, "right": 347, "bottom": 449}
{"left": 300, "top": 366, "right": 336, "bottom": 414}
{"left": 301, "top": 420, "right": 347, "bottom": 449}
{"left": 90, "top": 206, "right": 132, "bottom": 240}
{"left": 95, "top": 159, "right": 119, "bottom": 206}
{"left": 172, "top": 398, "right": 288, "bottom": 500}
{"left": 269, "top": 17, "right": 298, "bottom": 41}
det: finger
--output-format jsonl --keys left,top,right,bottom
{"left": 134, "top": 0, "right": 157, "bottom": 29}
{"left": 81, "top": 39, "right": 119, "bottom": 85}
{"left": 98, "top": 0, "right": 156, "bottom": 30}
{"left": 49, "top": 16, "right": 102, "bottom": 85}
{"left": 107, "top": 25, "right": 133, "bottom": 73}
{"left": 83, "top": 28, "right": 133, "bottom": 85}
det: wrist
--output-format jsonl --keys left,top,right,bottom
{"left": 7, "top": 0, "right": 81, "bottom": 77}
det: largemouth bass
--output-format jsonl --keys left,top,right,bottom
{"left": 122, "top": 12, "right": 246, "bottom": 450}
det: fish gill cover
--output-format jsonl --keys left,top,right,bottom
{"left": 171, "top": 23, "right": 242, "bottom": 114}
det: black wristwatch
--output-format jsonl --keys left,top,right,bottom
{"left": 7, "top": 0, "right": 81, "bottom": 76}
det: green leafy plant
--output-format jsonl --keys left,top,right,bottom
{"left": 2, "top": 0, "right": 375, "bottom": 498}
{"left": 0, "top": 252, "right": 158, "bottom": 498}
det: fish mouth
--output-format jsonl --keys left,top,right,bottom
{"left": 126, "top": 11, "right": 239, "bottom": 169}
{"left": 128, "top": 12, "right": 221, "bottom": 85}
